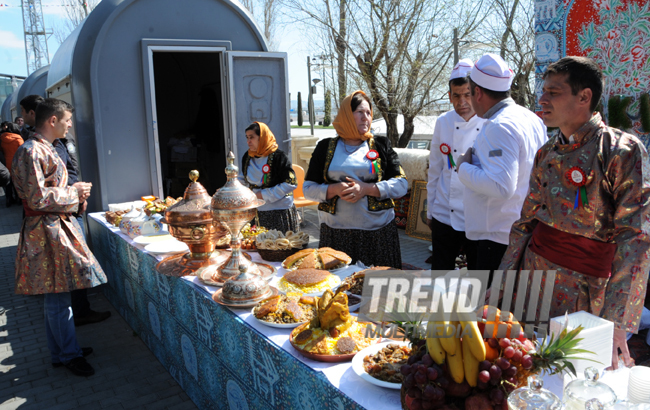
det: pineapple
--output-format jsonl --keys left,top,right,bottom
{"left": 515, "top": 325, "right": 598, "bottom": 387}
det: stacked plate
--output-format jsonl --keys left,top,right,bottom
{"left": 628, "top": 366, "right": 650, "bottom": 404}
{"left": 549, "top": 311, "right": 614, "bottom": 374}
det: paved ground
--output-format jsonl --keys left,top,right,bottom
{"left": 0, "top": 192, "right": 431, "bottom": 410}
{"left": 0, "top": 193, "right": 197, "bottom": 410}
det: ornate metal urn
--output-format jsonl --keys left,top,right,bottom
{"left": 155, "top": 170, "right": 230, "bottom": 277}
{"left": 207, "top": 152, "right": 276, "bottom": 287}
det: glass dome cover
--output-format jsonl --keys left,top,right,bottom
{"left": 564, "top": 367, "right": 617, "bottom": 408}
{"left": 508, "top": 375, "right": 562, "bottom": 410}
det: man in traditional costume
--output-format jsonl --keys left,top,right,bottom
{"left": 12, "top": 98, "right": 107, "bottom": 376}
{"left": 499, "top": 56, "right": 650, "bottom": 369}
{"left": 456, "top": 54, "right": 546, "bottom": 272}
{"left": 426, "top": 59, "right": 485, "bottom": 270}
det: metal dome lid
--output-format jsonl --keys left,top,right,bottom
{"left": 211, "top": 151, "right": 265, "bottom": 210}
{"left": 164, "top": 170, "right": 213, "bottom": 225}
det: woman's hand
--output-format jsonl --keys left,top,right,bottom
{"left": 340, "top": 178, "right": 380, "bottom": 203}
{"left": 326, "top": 181, "right": 353, "bottom": 200}
{"left": 255, "top": 191, "right": 263, "bottom": 199}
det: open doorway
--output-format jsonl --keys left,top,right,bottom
{"left": 152, "top": 51, "right": 227, "bottom": 198}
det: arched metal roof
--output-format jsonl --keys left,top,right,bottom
{"left": 17, "top": 65, "right": 50, "bottom": 102}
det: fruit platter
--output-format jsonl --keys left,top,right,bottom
{"left": 399, "top": 306, "right": 589, "bottom": 409}
{"left": 240, "top": 223, "right": 268, "bottom": 250}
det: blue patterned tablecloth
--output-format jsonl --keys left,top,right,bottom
{"left": 88, "top": 213, "right": 402, "bottom": 410}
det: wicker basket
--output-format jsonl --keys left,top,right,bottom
{"left": 257, "top": 245, "right": 307, "bottom": 262}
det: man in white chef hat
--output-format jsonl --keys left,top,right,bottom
{"left": 426, "top": 59, "right": 485, "bottom": 271}
{"left": 455, "top": 53, "right": 546, "bottom": 277}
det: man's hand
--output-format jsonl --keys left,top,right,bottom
{"left": 78, "top": 200, "right": 88, "bottom": 214}
{"left": 427, "top": 218, "right": 434, "bottom": 230}
{"left": 72, "top": 182, "right": 92, "bottom": 201}
{"left": 455, "top": 147, "right": 473, "bottom": 172}
{"left": 255, "top": 191, "right": 263, "bottom": 200}
{"left": 610, "top": 328, "right": 634, "bottom": 369}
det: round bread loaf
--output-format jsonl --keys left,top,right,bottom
{"left": 283, "top": 268, "right": 331, "bottom": 286}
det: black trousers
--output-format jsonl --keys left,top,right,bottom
{"left": 71, "top": 215, "right": 91, "bottom": 317}
{"left": 430, "top": 217, "right": 478, "bottom": 271}
{"left": 473, "top": 239, "right": 508, "bottom": 287}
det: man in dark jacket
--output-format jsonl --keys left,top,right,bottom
{"left": 53, "top": 135, "right": 112, "bottom": 326}
{"left": 19, "top": 94, "right": 44, "bottom": 141}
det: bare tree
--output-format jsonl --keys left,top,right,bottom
{"left": 240, "top": 0, "right": 280, "bottom": 50}
{"left": 52, "top": 0, "right": 99, "bottom": 45}
{"left": 281, "top": 0, "right": 490, "bottom": 147}
{"left": 480, "top": 0, "right": 536, "bottom": 109}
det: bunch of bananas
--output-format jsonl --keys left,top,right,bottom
{"left": 255, "top": 230, "right": 309, "bottom": 250}
{"left": 425, "top": 319, "right": 486, "bottom": 387}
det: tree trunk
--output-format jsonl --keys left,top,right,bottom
{"left": 500, "top": 0, "right": 520, "bottom": 59}
{"left": 323, "top": 89, "right": 332, "bottom": 126}
{"left": 337, "top": 0, "right": 347, "bottom": 106}
{"left": 398, "top": 116, "right": 416, "bottom": 148}
{"left": 384, "top": 113, "right": 400, "bottom": 147}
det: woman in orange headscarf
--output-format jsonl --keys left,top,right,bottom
{"left": 240, "top": 122, "right": 299, "bottom": 232}
{"left": 303, "top": 91, "right": 407, "bottom": 268}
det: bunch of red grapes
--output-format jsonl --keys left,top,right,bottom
{"left": 400, "top": 344, "right": 449, "bottom": 410}
{"left": 476, "top": 337, "right": 535, "bottom": 406}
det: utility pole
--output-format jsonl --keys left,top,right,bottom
{"left": 21, "top": 0, "right": 50, "bottom": 74}
{"left": 307, "top": 56, "right": 314, "bottom": 136}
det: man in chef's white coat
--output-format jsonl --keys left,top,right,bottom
{"left": 426, "top": 59, "right": 486, "bottom": 271}
{"left": 456, "top": 54, "right": 546, "bottom": 277}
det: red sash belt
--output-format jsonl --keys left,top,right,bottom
{"left": 23, "top": 203, "right": 70, "bottom": 218}
{"left": 528, "top": 221, "right": 616, "bottom": 278}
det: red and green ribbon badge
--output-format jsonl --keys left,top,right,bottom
{"left": 440, "top": 143, "right": 455, "bottom": 169}
{"left": 366, "top": 150, "right": 379, "bottom": 174}
{"left": 567, "top": 166, "right": 588, "bottom": 209}
{"left": 262, "top": 164, "right": 270, "bottom": 185}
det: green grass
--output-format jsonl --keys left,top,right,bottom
{"left": 290, "top": 125, "right": 334, "bottom": 129}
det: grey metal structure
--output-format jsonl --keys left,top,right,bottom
{"left": 9, "top": 83, "right": 24, "bottom": 122}
{"left": 17, "top": 65, "right": 49, "bottom": 104}
{"left": 21, "top": 0, "right": 50, "bottom": 74}
{"left": 46, "top": 0, "right": 290, "bottom": 213}
{"left": 1, "top": 93, "right": 13, "bottom": 123}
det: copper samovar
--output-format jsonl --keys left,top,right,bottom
{"left": 155, "top": 170, "right": 231, "bottom": 277}
{"left": 207, "top": 152, "right": 278, "bottom": 307}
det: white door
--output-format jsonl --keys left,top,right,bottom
{"left": 224, "top": 52, "right": 290, "bottom": 161}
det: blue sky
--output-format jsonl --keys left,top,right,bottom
{"left": 0, "top": 1, "right": 318, "bottom": 99}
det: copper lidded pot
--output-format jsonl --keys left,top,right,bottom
{"left": 155, "top": 170, "right": 229, "bottom": 277}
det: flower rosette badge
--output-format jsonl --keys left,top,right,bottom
{"left": 440, "top": 143, "right": 455, "bottom": 169}
{"left": 566, "top": 166, "right": 589, "bottom": 209}
{"left": 366, "top": 149, "right": 380, "bottom": 174}
{"left": 262, "top": 164, "right": 270, "bottom": 184}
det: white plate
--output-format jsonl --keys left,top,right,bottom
{"left": 133, "top": 234, "right": 174, "bottom": 245}
{"left": 250, "top": 307, "right": 309, "bottom": 329}
{"left": 352, "top": 341, "right": 411, "bottom": 389}
{"left": 346, "top": 293, "right": 363, "bottom": 312}
{"left": 144, "top": 241, "right": 189, "bottom": 254}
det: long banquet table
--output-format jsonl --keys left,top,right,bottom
{"left": 88, "top": 213, "right": 404, "bottom": 410}
{"left": 87, "top": 213, "right": 635, "bottom": 409}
